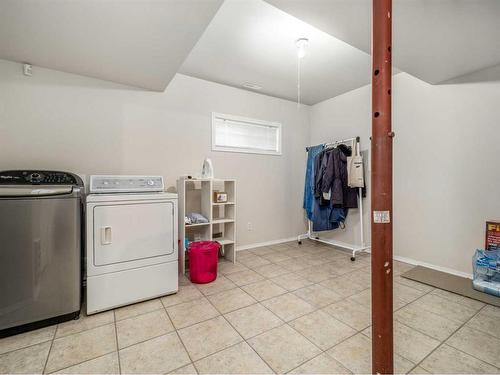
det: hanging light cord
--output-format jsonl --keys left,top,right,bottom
{"left": 295, "top": 37, "right": 308, "bottom": 108}
{"left": 297, "top": 55, "right": 301, "bottom": 107}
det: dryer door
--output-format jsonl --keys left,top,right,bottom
{"left": 93, "top": 201, "right": 174, "bottom": 266}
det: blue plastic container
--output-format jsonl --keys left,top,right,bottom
{"left": 472, "top": 249, "right": 500, "bottom": 297}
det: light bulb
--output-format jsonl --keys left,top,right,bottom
{"left": 296, "top": 38, "right": 309, "bottom": 59}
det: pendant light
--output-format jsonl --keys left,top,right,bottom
{"left": 295, "top": 38, "right": 309, "bottom": 107}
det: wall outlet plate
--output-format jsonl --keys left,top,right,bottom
{"left": 23, "top": 63, "right": 32, "bottom": 76}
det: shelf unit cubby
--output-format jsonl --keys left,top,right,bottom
{"left": 177, "top": 178, "right": 236, "bottom": 275}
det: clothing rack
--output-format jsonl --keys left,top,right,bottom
{"left": 306, "top": 136, "right": 361, "bottom": 151}
{"left": 298, "top": 136, "right": 370, "bottom": 261}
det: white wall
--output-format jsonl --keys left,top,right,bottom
{"left": 4, "top": 55, "right": 497, "bottom": 276}
{"left": 310, "top": 72, "right": 500, "bottom": 276}
{"left": 0, "top": 59, "right": 309, "bottom": 247}
{"left": 309, "top": 81, "right": 372, "bottom": 249}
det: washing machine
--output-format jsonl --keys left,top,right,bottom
{"left": 0, "top": 170, "right": 83, "bottom": 336}
{"left": 86, "top": 175, "right": 178, "bottom": 314}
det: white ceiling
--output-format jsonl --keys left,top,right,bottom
{"left": 179, "top": 0, "right": 378, "bottom": 105}
{"left": 265, "top": 0, "right": 500, "bottom": 84}
{"left": 1, "top": 0, "right": 499, "bottom": 103}
{"left": 0, "top": 0, "right": 223, "bottom": 91}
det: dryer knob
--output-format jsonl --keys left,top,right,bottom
{"left": 147, "top": 180, "right": 154, "bottom": 186}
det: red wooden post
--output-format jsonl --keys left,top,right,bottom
{"left": 371, "top": 0, "right": 394, "bottom": 373}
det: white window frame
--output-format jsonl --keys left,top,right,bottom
{"left": 211, "top": 112, "right": 282, "bottom": 156}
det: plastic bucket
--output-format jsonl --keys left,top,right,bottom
{"left": 189, "top": 241, "right": 220, "bottom": 284}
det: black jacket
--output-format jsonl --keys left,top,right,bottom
{"left": 314, "top": 146, "right": 358, "bottom": 209}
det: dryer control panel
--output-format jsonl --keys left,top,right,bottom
{"left": 90, "top": 175, "right": 164, "bottom": 193}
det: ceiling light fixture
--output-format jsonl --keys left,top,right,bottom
{"left": 242, "top": 82, "right": 262, "bottom": 90}
{"left": 295, "top": 38, "right": 309, "bottom": 107}
{"left": 295, "top": 38, "right": 309, "bottom": 59}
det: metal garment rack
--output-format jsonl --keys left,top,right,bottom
{"left": 298, "top": 136, "right": 371, "bottom": 261}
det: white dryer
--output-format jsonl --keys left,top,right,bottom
{"left": 86, "top": 175, "right": 178, "bottom": 314}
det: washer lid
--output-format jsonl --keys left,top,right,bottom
{"left": 0, "top": 186, "right": 74, "bottom": 197}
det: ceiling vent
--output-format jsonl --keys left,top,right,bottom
{"left": 242, "top": 82, "right": 262, "bottom": 90}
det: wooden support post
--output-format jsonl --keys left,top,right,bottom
{"left": 371, "top": 0, "right": 393, "bottom": 373}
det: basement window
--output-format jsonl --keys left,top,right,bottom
{"left": 212, "top": 112, "right": 282, "bottom": 155}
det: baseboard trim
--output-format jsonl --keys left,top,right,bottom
{"left": 237, "top": 237, "right": 472, "bottom": 279}
{"left": 361, "top": 248, "right": 471, "bottom": 279}
{"left": 237, "top": 237, "right": 297, "bottom": 251}
{"left": 393, "top": 255, "right": 473, "bottom": 279}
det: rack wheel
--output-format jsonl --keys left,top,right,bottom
{"left": 350, "top": 257, "right": 356, "bottom": 261}
{"left": 298, "top": 241, "right": 302, "bottom": 245}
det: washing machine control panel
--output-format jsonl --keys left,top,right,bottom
{"left": 0, "top": 170, "right": 82, "bottom": 186}
{"left": 90, "top": 175, "right": 164, "bottom": 193}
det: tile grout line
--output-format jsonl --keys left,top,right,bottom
{"left": 47, "top": 306, "right": 165, "bottom": 373}
{"left": 434, "top": 303, "right": 500, "bottom": 371}
{"left": 35, "top": 314, "right": 118, "bottom": 374}
{"left": 260, "top": 292, "right": 321, "bottom": 321}
{"left": 170, "top": 363, "right": 197, "bottom": 375}
{"left": 241, "top": 280, "right": 288, "bottom": 302}
{"left": 52, "top": 320, "right": 112, "bottom": 340}
{"left": 232, "top": 268, "right": 363, "bottom": 373}
{"left": 46, "top": 341, "right": 116, "bottom": 373}
{"left": 114, "top": 303, "right": 164, "bottom": 323}
{"left": 0, "top": 247, "right": 321, "bottom": 355}
{"left": 118, "top": 270, "right": 492, "bottom": 371}
{"left": 407, "top": 300, "right": 493, "bottom": 373}
{"left": 200, "top": 290, "right": 278, "bottom": 372}
{"left": 231, "top": 254, "right": 373, "bottom": 374}
{"left": 285, "top": 350, "right": 343, "bottom": 374}
{"left": 127, "top": 247, "right": 431, "bottom": 372}
{"left": 284, "top": 322, "right": 362, "bottom": 374}
{"left": 265, "top": 250, "right": 411, "bottom": 314}
{"left": 459, "top": 313, "right": 500, "bottom": 342}
{"left": 0, "top": 335, "right": 56, "bottom": 357}
{"left": 3, "top": 242, "right": 495, "bottom": 375}
{"left": 224, "top": 299, "right": 286, "bottom": 340}
{"left": 353, "top": 279, "right": 453, "bottom": 371}
{"left": 162, "top": 302, "right": 197, "bottom": 374}
{"left": 305, "top": 268, "right": 437, "bottom": 373}
{"left": 205, "top": 283, "right": 258, "bottom": 307}
{"left": 297, "top": 323, "right": 377, "bottom": 373}
{"left": 270, "top": 322, "right": 327, "bottom": 373}
{"left": 41, "top": 322, "right": 57, "bottom": 374}
{"left": 41, "top": 255, "right": 419, "bottom": 374}
{"left": 271, "top": 248, "right": 449, "bottom": 373}
{"left": 223, "top": 323, "right": 278, "bottom": 374}
{"left": 113, "top": 310, "right": 122, "bottom": 375}
{"left": 140, "top": 247, "right": 493, "bottom": 373}
{"left": 390, "top": 285, "right": 488, "bottom": 338}
{"left": 48, "top": 351, "right": 117, "bottom": 374}
{"left": 115, "top": 320, "right": 189, "bottom": 351}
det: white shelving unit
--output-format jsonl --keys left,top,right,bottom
{"left": 177, "top": 178, "right": 236, "bottom": 275}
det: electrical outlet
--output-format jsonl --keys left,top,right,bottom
{"left": 247, "top": 222, "right": 253, "bottom": 231}
{"left": 23, "top": 63, "right": 32, "bottom": 76}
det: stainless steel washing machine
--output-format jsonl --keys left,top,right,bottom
{"left": 0, "top": 170, "right": 83, "bottom": 337}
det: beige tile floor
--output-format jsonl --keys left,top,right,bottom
{"left": 1, "top": 240, "right": 500, "bottom": 374}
